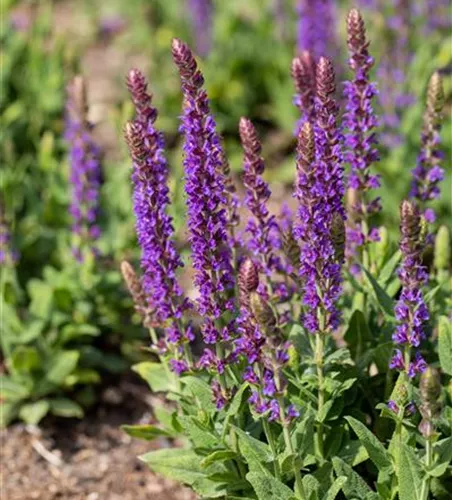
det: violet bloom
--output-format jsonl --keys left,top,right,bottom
{"left": 187, "top": 0, "right": 213, "bottom": 57}
{"left": 65, "top": 76, "right": 102, "bottom": 262}
{"left": 239, "top": 117, "right": 281, "bottom": 276}
{"left": 172, "top": 39, "right": 234, "bottom": 345}
{"left": 296, "top": 0, "right": 336, "bottom": 61}
{"left": 294, "top": 58, "right": 345, "bottom": 334}
{"left": 390, "top": 201, "right": 429, "bottom": 378}
{"left": 343, "top": 9, "right": 381, "bottom": 267}
{"left": 410, "top": 72, "right": 445, "bottom": 223}
{"left": 126, "top": 69, "right": 188, "bottom": 327}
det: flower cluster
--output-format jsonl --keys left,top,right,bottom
{"left": 239, "top": 117, "right": 281, "bottom": 277}
{"left": 390, "top": 201, "right": 428, "bottom": 378}
{"left": 343, "top": 9, "right": 381, "bottom": 270}
{"left": 410, "top": 72, "right": 445, "bottom": 224}
{"left": 65, "top": 76, "right": 102, "bottom": 262}
{"left": 296, "top": 0, "right": 336, "bottom": 61}
{"left": 295, "top": 58, "right": 345, "bottom": 334}
{"left": 125, "top": 69, "right": 191, "bottom": 372}
{"left": 235, "top": 258, "right": 297, "bottom": 422}
{"left": 172, "top": 38, "right": 234, "bottom": 340}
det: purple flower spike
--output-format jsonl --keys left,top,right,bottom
{"left": 296, "top": 0, "right": 337, "bottom": 61}
{"left": 410, "top": 72, "right": 445, "bottom": 222}
{"left": 125, "top": 69, "right": 188, "bottom": 330}
{"left": 187, "top": 0, "right": 213, "bottom": 57}
{"left": 391, "top": 201, "right": 429, "bottom": 377}
{"left": 344, "top": 10, "right": 381, "bottom": 267}
{"left": 171, "top": 38, "right": 234, "bottom": 348}
{"left": 295, "top": 58, "right": 345, "bottom": 334}
{"left": 239, "top": 118, "right": 281, "bottom": 276}
{"left": 65, "top": 76, "right": 102, "bottom": 261}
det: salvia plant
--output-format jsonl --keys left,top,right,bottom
{"left": 121, "top": 9, "right": 452, "bottom": 500}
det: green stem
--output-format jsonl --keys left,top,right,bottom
{"left": 420, "top": 438, "right": 433, "bottom": 500}
{"left": 315, "top": 332, "right": 325, "bottom": 460}
{"left": 262, "top": 418, "right": 281, "bottom": 480}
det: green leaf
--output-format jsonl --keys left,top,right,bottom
{"left": 0, "top": 401, "right": 19, "bottom": 428}
{"left": 46, "top": 351, "right": 79, "bottom": 384}
{"left": 344, "top": 310, "right": 372, "bottom": 359}
{"left": 49, "top": 398, "right": 83, "bottom": 418}
{"left": 226, "top": 382, "right": 249, "bottom": 418}
{"left": 132, "top": 362, "right": 175, "bottom": 393}
{"left": 398, "top": 444, "right": 423, "bottom": 500}
{"left": 428, "top": 437, "right": 452, "bottom": 477}
{"left": 246, "top": 471, "right": 295, "bottom": 500}
{"left": 378, "top": 250, "right": 401, "bottom": 287}
{"left": 438, "top": 316, "right": 452, "bottom": 375}
{"left": 178, "top": 415, "right": 218, "bottom": 448}
{"left": 303, "top": 474, "right": 320, "bottom": 500}
{"left": 323, "top": 476, "right": 348, "bottom": 500}
{"left": 11, "top": 346, "right": 40, "bottom": 373}
{"left": 0, "top": 375, "right": 30, "bottom": 401}
{"left": 19, "top": 400, "right": 50, "bottom": 425}
{"left": 140, "top": 448, "right": 225, "bottom": 493}
{"left": 332, "top": 457, "right": 372, "bottom": 499}
{"left": 338, "top": 439, "right": 369, "bottom": 466}
{"left": 181, "top": 376, "right": 216, "bottom": 412}
{"left": 28, "top": 279, "right": 53, "bottom": 319}
{"left": 363, "top": 268, "right": 395, "bottom": 317}
{"left": 345, "top": 416, "right": 392, "bottom": 472}
{"left": 201, "top": 450, "right": 237, "bottom": 468}
{"left": 122, "top": 424, "right": 172, "bottom": 440}
{"left": 234, "top": 427, "right": 273, "bottom": 474}
{"left": 293, "top": 410, "right": 315, "bottom": 457}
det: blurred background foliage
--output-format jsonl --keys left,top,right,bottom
{"left": 0, "top": 0, "right": 451, "bottom": 425}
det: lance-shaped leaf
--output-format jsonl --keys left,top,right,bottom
{"left": 246, "top": 471, "right": 296, "bottom": 500}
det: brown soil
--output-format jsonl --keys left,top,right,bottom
{"left": 0, "top": 379, "right": 196, "bottom": 500}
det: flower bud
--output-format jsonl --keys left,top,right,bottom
{"left": 419, "top": 366, "right": 442, "bottom": 420}
{"left": 419, "top": 419, "right": 435, "bottom": 439}
{"left": 238, "top": 258, "right": 259, "bottom": 310}
{"left": 434, "top": 225, "right": 450, "bottom": 271}
{"left": 394, "top": 382, "right": 409, "bottom": 407}
{"left": 249, "top": 292, "right": 277, "bottom": 335}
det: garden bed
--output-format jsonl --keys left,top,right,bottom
{"left": 0, "top": 378, "right": 195, "bottom": 500}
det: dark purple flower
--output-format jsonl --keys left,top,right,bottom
{"left": 172, "top": 39, "right": 234, "bottom": 328}
{"left": 410, "top": 72, "right": 445, "bottom": 222}
{"left": 391, "top": 201, "right": 429, "bottom": 378}
{"left": 294, "top": 58, "right": 345, "bottom": 334}
{"left": 65, "top": 76, "right": 102, "bottom": 262}
{"left": 212, "top": 379, "right": 227, "bottom": 409}
{"left": 296, "top": 0, "right": 337, "bottom": 61}
{"left": 125, "top": 69, "right": 188, "bottom": 330}
{"left": 239, "top": 118, "right": 281, "bottom": 276}
{"left": 170, "top": 359, "right": 189, "bottom": 375}
{"left": 387, "top": 400, "right": 399, "bottom": 413}
{"left": 343, "top": 10, "right": 381, "bottom": 267}
{"left": 187, "top": 0, "right": 213, "bottom": 57}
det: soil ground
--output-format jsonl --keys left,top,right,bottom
{"left": 0, "top": 378, "right": 196, "bottom": 500}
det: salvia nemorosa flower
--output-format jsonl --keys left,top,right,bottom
{"left": 291, "top": 51, "right": 316, "bottom": 129}
{"left": 344, "top": 9, "right": 381, "bottom": 268}
{"left": 235, "top": 258, "right": 296, "bottom": 422}
{"left": 410, "top": 72, "right": 445, "bottom": 224}
{"left": 390, "top": 201, "right": 428, "bottom": 378}
{"left": 125, "top": 69, "right": 188, "bottom": 331}
{"left": 187, "top": 0, "right": 213, "bottom": 57}
{"left": 172, "top": 38, "right": 234, "bottom": 345}
{"left": 65, "top": 76, "right": 102, "bottom": 262}
{"left": 239, "top": 117, "right": 281, "bottom": 277}
{"left": 296, "top": 0, "right": 336, "bottom": 61}
{"left": 295, "top": 58, "right": 345, "bottom": 334}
